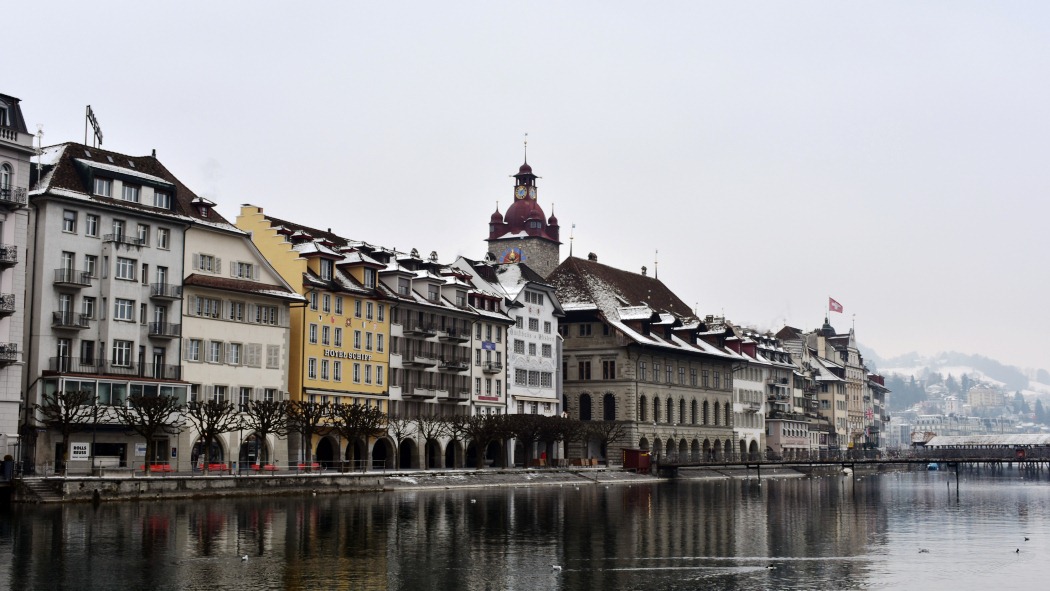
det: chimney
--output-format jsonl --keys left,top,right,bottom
{"left": 641, "top": 266, "right": 647, "bottom": 276}
{"left": 151, "top": 149, "right": 156, "bottom": 158}
{"left": 587, "top": 252, "right": 597, "bottom": 262}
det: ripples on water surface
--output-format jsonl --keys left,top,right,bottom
{"left": 1, "top": 469, "right": 1048, "bottom": 590}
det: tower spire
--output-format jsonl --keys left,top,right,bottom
{"left": 523, "top": 132, "right": 528, "bottom": 164}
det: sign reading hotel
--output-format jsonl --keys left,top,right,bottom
{"left": 323, "top": 349, "right": 373, "bottom": 361}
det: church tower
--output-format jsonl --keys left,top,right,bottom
{"left": 486, "top": 159, "right": 561, "bottom": 278}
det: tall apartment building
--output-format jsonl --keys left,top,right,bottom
{"left": 549, "top": 254, "right": 739, "bottom": 464}
{"left": 0, "top": 93, "right": 32, "bottom": 459}
{"left": 452, "top": 257, "right": 563, "bottom": 420}
{"left": 23, "top": 143, "right": 197, "bottom": 472}
{"left": 181, "top": 216, "right": 300, "bottom": 469}
{"left": 236, "top": 206, "right": 392, "bottom": 466}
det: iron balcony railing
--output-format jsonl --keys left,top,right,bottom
{"left": 149, "top": 283, "right": 183, "bottom": 299}
{"left": 482, "top": 361, "right": 503, "bottom": 374}
{"left": 0, "top": 343, "right": 18, "bottom": 364}
{"left": 53, "top": 268, "right": 92, "bottom": 286}
{"left": 0, "top": 293, "right": 14, "bottom": 316}
{"left": 148, "top": 322, "right": 182, "bottom": 338}
{"left": 48, "top": 356, "right": 182, "bottom": 380}
{"left": 103, "top": 233, "right": 146, "bottom": 247}
{"left": 52, "top": 311, "right": 91, "bottom": 329}
{"left": 0, "top": 186, "right": 27, "bottom": 208}
{"left": 0, "top": 244, "right": 18, "bottom": 266}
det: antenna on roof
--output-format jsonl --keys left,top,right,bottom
{"left": 654, "top": 249, "right": 659, "bottom": 280}
{"left": 85, "top": 105, "right": 102, "bottom": 147}
{"left": 35, "top": 125, "right": 44, "bottom": 178}
{"left": 569, "top": 223, "right": 575, "bottom": 257}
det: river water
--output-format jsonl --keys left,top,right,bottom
{"left": 0, "top": 468, "right": 1047, "bottom": 590}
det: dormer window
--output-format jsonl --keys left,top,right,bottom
{"left": 320, "top": 259, "right": 334, "bottom": 280}
{"left": 428, "top": 285, "right": 439, "bottom": 303}
{"left": 363, "top": 268, "right": 376, "bottom": 288}
{"left": 122, "top": 185, "right": 140, "bottom": 203}
{"left": 154, "top": 191, "right": 171, "bottom": 209}
{"left": 198, "top": 206, "right": 208, "bottom": 218}
{"left": 397, "top": 278, "right": 410, "bottom": 296}
{"left": 94, "top": 177, "right": 113, "bottom": 197}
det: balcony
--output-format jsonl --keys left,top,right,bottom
{"left": 0, "top": 244, "right": 18, "bottom": 267}
{"left": 0, "top": 186, "right": 27, "bottom": 208}
{"left": 148, "top": 322, "right": 182, "bottom": 338}
{"left": 437, "top": 328, "right": 469, "bottom": 343}
{"left": 0, "top": 293, "right": 14, "bottom": 316}
{"left": 403, "top": 324, "right": 437, "bottom": 338}
{"left": 403, "top": 353, "right": 437, "bottom": 368}
{"left": 52, "top": 311, "right": 91, "bottom": 330}
{"left": 149, "top": 283, "right": 183, "bottom": 300}
{"left": 0, "top": 343, "right": 18, "bottom": 365}
{"left": 402, "top": 384, "right": 437, "bottom": 399}
{"left": 445, "top": 390, "right": 471, "bottom": 401}
{"left": 48, "top": 356, "right": 182, "bottom": 380}
{"left": 103, "top": 233, "right": 146, "bottom": 248}
{"left": 438, "top": 359, "right": 470, "bottom": 372}
{"left": 482, "top": 361, "right": 503, "bottom": 374}
{"left": 744, "top": 402, "right": 761, "bottom": 412}
{"left": 53, "top": 268, "right": 92, "bottom": 288}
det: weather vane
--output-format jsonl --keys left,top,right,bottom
{"left": 524, "top": 132, "right": 528, "bottom": 163}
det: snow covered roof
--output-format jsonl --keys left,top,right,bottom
{"left": 924, "top": 434, "right": 1050, "bottom": 447}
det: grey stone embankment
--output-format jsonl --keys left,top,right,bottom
{"left": 11, "top": 462, "right": 906, "bottom": 504}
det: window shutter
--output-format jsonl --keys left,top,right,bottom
{"left": 215, "top": 258, "right": 222, "bottom": 274}
{"left": 183, "top": 339, "right": 192, "bottom": 359}
{"left": 204, "top": 384, "right": 214, "bottom": 400}
{"left": 230, "top": 261, "right": 237, "bottom": 277}
{"left": 193, "top": 253, "right": 200, "bottom": 271}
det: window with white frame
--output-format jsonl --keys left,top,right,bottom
{"left": 334, "top": 327, "right": 343, "bottom": 347}
{"left": 154, "top": 191, "right": 171, "bottom": 209}
{"left": 376, "top": 334, "right": 384, "bottom": 352}
{"left": 115, "top": 257, "right": 136, "bottom": 280}
{"left": 227, "top": 342, "right": 242, "bottom": 365}
{"left": 353, "top": 363, "right": 361, "bottom": 383}
{"left": 84, "top": 255, "right": 98, "bottom": 277}
{"left": 122, "top": 185, "right": 140, "bottom": 203}
{"left": 333, "top": 361, "right": 342, "bottom": 382}
{"left": 157, "top": 228, "right": 170, "bottom": 249}
{"left": 198, "top": 254, "right": 217, "bottom": 273}
{"left": 320, "top": 359, "right": 330, "bottom": 380}
{"left": 542, "top": 343, "right": 552, "bottom": 358}
{"left": 85, "top": 214, "right": 99, "bottom": 237}
{"left": 335, "top": 297, "right": 343, "bottom": 315}
{"left": 208, "top": 341, "right": 222, "bottom": 363}
{"left": 364, "top": 365, "right": 372, "bottom": 384}
{"left": 308, "top": 358, "right": 317, "bottom": 379}
{"left": 195, "top": 296, "right": 221, "bottom": 318}
{"left": 136, "top": 224, "right": 149, "bottom": 245}
{"left": 322, "top": 325, "right": 330, "bottom": 345}
{"left": 94, "top": 177, "right": 112, "bottom": 197}
{"left": 62, "top": 210, "right": 77, "bottom": 233}
{"left": 322, "top": 294, "right": 331, "bottom": 313}
{"left": 114, "top": 298, "right": 134, "bottom": 321}
{"left": 228, "top": 301, "right": 245, "bottom": 322}
{"left": 111, "top": 340, "right": 132, "bottom": 366}
{"left": 233, "top": 261, "right": 255, "bottom": 279}
{"left": 186, "top": 339, "right": 201, "bottom": 362}
{"left": 256, "top": 305, "right": 278, "bottom": 325}
{"left": 309, "top": 324, "right": 318, "bottom": 344}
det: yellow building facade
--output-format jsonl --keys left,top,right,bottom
{"left": 235, "top": 205, "right": 390, "bottom": 411}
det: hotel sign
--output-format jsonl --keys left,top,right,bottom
{"left": 323, "top": 349, "right": 373, "bottom": 361}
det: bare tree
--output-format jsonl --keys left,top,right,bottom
{"left": 506, "top": 413, "right": 544, "bottom": 466}
{"left": 241, "top": 400, "right": 289, "bottom": 466}
{"left": 34, "top": 389, "right": 97, "bottom": 475}
{"left": 184, "top": 400, "right": 239, "bottom": 473}
{"left": 585, "top": 420, "right": 631, "bottom": 466}
{"left": 386, "top": 415, "right": 414, "bottom": 469}
{"left": 415, "top": 412, "right": 448, "bottom": 469}
{"left": 285, "top": 400, "right": 332, "bottom": 471}
{"left": 111, "top": 394, "right": 184, "bottom": 475}
{"left": 330, "top": 402, "right": 387, "bottom": 470}
{"left": 455, "top": 414, "right": 508, "bottom": 469}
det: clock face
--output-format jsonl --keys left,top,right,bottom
{"left": 515, "top": 186, "right": 527, "bottom": 199}
{"left": 528, "top": 186, "right": 536, "bottom": 199}
{"left": 499, "top": 247, "right": 526, "bottom": 264}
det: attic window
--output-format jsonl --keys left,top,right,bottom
{"left": 0, "top": 104, "right": 8, "bottom": 126}
{"left": 198, "top": 205, "right": 209, "bottom": 218}
{"left": 320, "top": 259, "right": 334, "bottom": 280}
{"left": 363, "top": 268, "right": 376, "bottom": 288}
{"left": 154, "top": 191, "right": 171, "bottom": 209}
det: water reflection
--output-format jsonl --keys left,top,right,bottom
{"left": 1, "top": 472, "right": 1049, "bottom": 590}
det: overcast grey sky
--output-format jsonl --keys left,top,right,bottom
{"left": 9, "top": 2, "right": 1050, "bottom": 370}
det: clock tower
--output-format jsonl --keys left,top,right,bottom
{"left": 486, "top": 160, "right": 561, "bottom": 278}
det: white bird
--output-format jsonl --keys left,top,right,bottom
{"left": 241, "top": 555, "right": 248, "bottom": 561}
{"left": 551, "top": 564, "right": 562, "bottom": 571}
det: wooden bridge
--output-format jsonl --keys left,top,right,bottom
{"left": 653, "top": 444, "right": 1050, "bottom": 478}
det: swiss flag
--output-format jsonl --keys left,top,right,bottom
{"left": 829, "top": 297, "right": 843, "bottom": 313}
